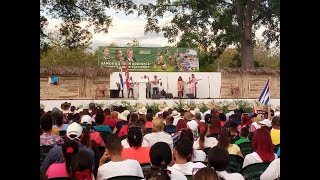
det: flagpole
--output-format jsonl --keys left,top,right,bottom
{"left": 268, "top": 76, "right": 271, "bottom": 120}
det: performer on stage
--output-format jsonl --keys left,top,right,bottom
{"left": 188, "top": 73, "right": 197, "bottom": 97}
{"left": 116, "top": 82, "right": 124, "bottom": 98}
{"left": 150, "top": 75, "right": 161, "bottom": 95}
{"left": 128, "top": 76, "right": 135, "bottom": 98}
{"left": 177, "top": 76, "right": 184, "bottom": 98}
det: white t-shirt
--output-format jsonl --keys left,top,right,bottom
{"left": 191, "top": 150, "right": 207, "bottom": 162}
{"left": 260, "top": 158, "right": 280, "bottom": 180}
{"left": 193, "top": 136, "right": 218, "bottom": 149}
{"left": 170, "top": 161, "right": 206, "bottom": 175}
{"left": 166, "top": 167, "right": 188, "bottom": 180}
{"left": 218, "top": 171, "right": 245, "bottom": 180}
{"left": 121, "top": 138, "right": 150, "bottom": 148}
{"left": 144, "top": 131, "right": 173, "bottom": 150}
{"left": 97, "top": 159, "right": 144, "bottom": 180}
{"left": 242, "top": 152, "right": 278, "bottom": 168}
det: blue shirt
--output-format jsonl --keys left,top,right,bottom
{"left": 93, "top": 126, "right": 112, "bottom": 133}
{"left": 40, "top": 144, "right": 95, "bottom": 173}
{"left": 277, "top": 147, "right": 280, "bottom": 157}
{"left": 51, "top": 76, "right": 59, "bottom": 83}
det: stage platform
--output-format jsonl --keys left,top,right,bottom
{"left": 40, "top": 98, "right": 280, "bottom": 112}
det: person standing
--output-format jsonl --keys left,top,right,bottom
{"left": 127, "top": 76, "right": 135, "bottom": 98}
{"left": 177, "top": 76, "right": 184, "bottom": 98}
{"left": 188, "top": 73, "right": 197, "bottom": 98}
{"left": 151, "top": 75, "right": 161, "bottom": 95}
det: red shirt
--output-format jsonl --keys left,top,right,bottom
{"left": 122, "top": 147, "right": 151, "bottom": 164}
{"left": 118, "top": 125, "right": 128, "bottom": 137}
{"left": 103, "top": 116, "right": 118, "bottom": 128}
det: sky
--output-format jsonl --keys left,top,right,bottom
{"left": 44, "top": 0, "right": 267, "bottom": 50}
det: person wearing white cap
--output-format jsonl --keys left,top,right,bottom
{"left": 40, "top": 122, "right": 95, "bottom": 174}
{"left": 80, "top": 115, "right": 106, "bottom": 147}
{"left": 171, "top": 110, "right": 182, "bottom": 126}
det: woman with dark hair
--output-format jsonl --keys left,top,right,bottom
{"left": 207, "top": 146, "right": 244, "bottom": 180}
{"left": 147, "top": 142, "right": 187, "bottom": 180}
{"left": 70, "top": 151, "right": 95, "bottom": 180}
{"left": 179, "top": 128, "right": 206, "bottom": 162}
{"left": 193, "top": 123, "right": 218, "bottom": 150}
{"left": 217, "top": 128, "right": 242, "bottom": 157}
{"left": 242, "top": 128, "right": 278, "bottom": 168}
{"left": 146, "top": 113, "right": 153, "bottom": 128}
{"left": 121, "top": 126, "right": 151, "bottom": 163}
{"left": 171, "top": 138, "right": 206, "bottom": 175}
{"left": 193, "top": 167, "right": 222, "bottom": 180}
{"left": 45, "top": 140, "right": 79, "bottom": 179}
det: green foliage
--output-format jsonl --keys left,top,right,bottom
{"left": 233, "top": 100, "right": 253, "bottom": 113}
{"left": 145, "top": 102, "right": 160, "bottom": 116}
{"left": 137, "top": 0, "right": 280, "bottom": 68}
{"left": 40, "top": 46, "right": 98, "bottom": 67}
{"left": 126, "top": 39, "right": 141, "bottom": 47}
{"left": 121, "top": 101, "right": 135, "bottom": 112}
{"left": 197, "top": 102, "right": 208, "bottom": 113}
{"left": 172, "top": 100, "right": 186, "bottom": 112}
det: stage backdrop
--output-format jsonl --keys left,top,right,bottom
{"left": 110, "top": 72, "right": 221, "bottom": 98}
{"left": 99, "top": 47, "right": 199, "bottom": 72}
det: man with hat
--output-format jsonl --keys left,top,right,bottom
{"left": 150, "top": 75, "right": 161, "bottom": 95}
{"left": 40, "top": 122, "right": 95, "bottom": 174}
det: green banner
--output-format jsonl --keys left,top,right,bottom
{"left": 98, "top": 47, "right": 199, "bottom": 72}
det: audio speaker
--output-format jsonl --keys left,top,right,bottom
{"left": 165, "top": 93, "right": 173, "bottom": 99}
{"left": 110, "top": 90, "right": 119, "bottom": 98}
{"left": 186, "top": 93, "right": 195, "bottom": 99}
{"left": 152, "top": 94, "right": 161, "bottom": 99}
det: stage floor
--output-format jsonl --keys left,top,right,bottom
{"left": 40, "top": 98, "right": 280, "bottom": 111}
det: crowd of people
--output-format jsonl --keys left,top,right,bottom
{"left": 40, "top": 101, "right": 280, "bottom": 180}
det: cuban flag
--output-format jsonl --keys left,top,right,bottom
{"left": 259, "top": 79, "right": 270, "bottom": 105}
{"left": 119, "top": 60, "right": 124, "bottom": 90}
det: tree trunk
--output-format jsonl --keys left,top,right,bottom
{"left": 241, "top": 6, "right": 255, "bottom": 68}
{"left": 240, "top": 38, "right": 255, "bottom": 68}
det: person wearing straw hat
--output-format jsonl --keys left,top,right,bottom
{"left": 171, "top": 110, "right": 182, "bottom": 126}
{"left": 155, "top": 104, "right": 167, "bottom": 118}
{"left": 202, "top": 102, "right": 215, "bottom": 120}
{"left": 226, "top": 103, "right": 237, "bottom": 122}
{"left": 138, "top": 107, "right": 147, "bottom": 115}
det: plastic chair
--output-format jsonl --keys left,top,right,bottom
{"left": 185, "top": 175, "right": 193, "bottom": 180}
{"left": 226, "top": 155, "right": 244, "bottom": 173}
{"left": 238, "top": 142, "right": 253, "bottom": 157}
{"left": 40, "top": 145, "right": 53, "bottom": 166}
{"left": 107, "top": 176, "right": 143, "bottom": 180}
{"left": 240, "top": 162, "right": 270, "bottom": 180}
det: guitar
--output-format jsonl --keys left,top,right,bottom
{"left": 187, "top": 79, "right": 202, "bottom": 84}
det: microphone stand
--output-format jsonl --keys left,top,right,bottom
{"left": 166, "top": 76, "right": 169, "bottom": 93}
{"left": 208, "top": 76, "right": 211, "bottom": 99}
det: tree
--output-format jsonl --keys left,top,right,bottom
{"left": 126, "top": 39, "right": 141, "bottom": 47}
{"left": 137, "top": 0, "right": 280, "bottom": 68}
{"left": 40, "top": 0, "right": 137, "bottom": 49}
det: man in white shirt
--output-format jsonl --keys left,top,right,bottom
{"left": 207, "top": 146, "right": 245, "bottom": 180}
{"left": 97, "top": 134, "right": 144, "bottom": 179}
{"left": 260, "top": 158, "right": 280, "bottom": 180}
{"left": 171, "top": 138, "right": 206, "bottom": 175}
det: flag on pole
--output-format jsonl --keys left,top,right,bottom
{"left": 125, "top": 61, "right": 130, "bottom": 89}
{"left": 258, "top": 79, "right": 270, "bottom": 105}
{"left": 119, "top": 60, "right": 124, "bottom": 90}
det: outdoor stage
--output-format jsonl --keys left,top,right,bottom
{"left": 40, "top": 98, "right": 280, "bottom": 112}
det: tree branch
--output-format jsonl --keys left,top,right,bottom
{"left": 253, "top": 0, "right": 267, "bottom": 7}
